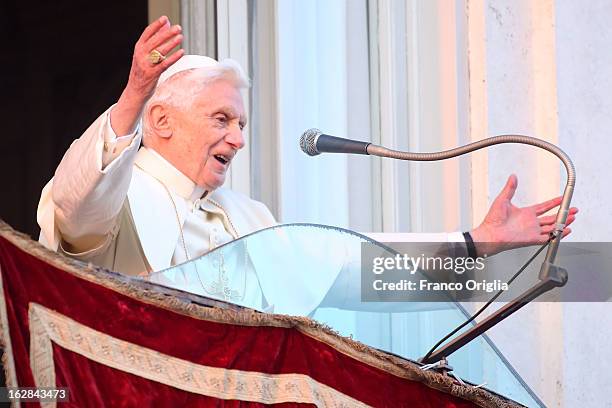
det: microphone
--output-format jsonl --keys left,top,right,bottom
{"left": 299, "top": 128, "right": 371, "bottom": 156}
{"left": 300, "top": 127, "right": 577, "bottom": 365}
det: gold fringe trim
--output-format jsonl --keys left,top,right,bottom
{"left": 0, "top": 220, "right": 522, "bottom": 408}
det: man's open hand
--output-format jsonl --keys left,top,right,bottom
{"left": 470, "top": 174, "right": 578, "bottom": 256}
{"left": 125, "top": 15, "right": 184, "bottom": 102}
{"left": 111, "top": 16, "right": 185, "bottom": 136}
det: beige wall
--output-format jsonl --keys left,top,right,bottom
{"left": 148, "top": 0, "right": 180, "bottom": 23}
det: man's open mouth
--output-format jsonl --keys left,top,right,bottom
{"left": 214, "top": 155, "right": 229, "bottom": 165}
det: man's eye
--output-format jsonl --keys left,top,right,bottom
{"left": 239, "top": 123, "right": 245, "bottom": 130}
{"left": 215, "top": 116, "right": 228, "bottom": 124}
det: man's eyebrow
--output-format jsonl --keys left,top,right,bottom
{"left": 215, "top": 106, "right": 235, "bottom": 114}
{"left": 214, "top": 106, "right": 247, "bottom": 125}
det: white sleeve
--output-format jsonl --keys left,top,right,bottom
{"left": 40, "top": 105, "right": 141, "bottom": 251}
{"left": 101, "top": 114, "right": 140, "bottom": 168}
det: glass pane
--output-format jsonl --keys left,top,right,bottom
{"left": 143, "top": 223, "right": 543, "bottom": 407}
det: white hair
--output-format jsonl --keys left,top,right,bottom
{"left": 142, "top": 58, "right": 249, "bottom": 140}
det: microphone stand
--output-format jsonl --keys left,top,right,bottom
{"left": 420, "top": 261, "right": 567, "bottom": 364}
{"left": 364, "top": 136, "right": 575, "bottom": 365}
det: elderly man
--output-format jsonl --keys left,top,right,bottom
{"left": 38, "top": 17, "right": 274, "bottom": 274}
{"left": 37, "top": 17, "right": 576, "bottom": 312}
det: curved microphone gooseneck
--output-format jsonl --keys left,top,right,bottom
{"left": 300, "top": 128, "right": 575, "bottom": 364}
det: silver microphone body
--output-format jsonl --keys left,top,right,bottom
{"left": 300, "top": 128, "right": 370, "bottom": 156}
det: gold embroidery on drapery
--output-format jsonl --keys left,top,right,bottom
{"left": 28, "top": 305, "right": 55, "bottom": 408}
{"left": 0, "top": 267, "right": 20, "bottom": 408}
{"left": 28, "top": 303, "right": 369, "bottom": 407}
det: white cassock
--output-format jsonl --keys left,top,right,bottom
{"left": 37, "top": 106, "right": 466, "bottom": 316}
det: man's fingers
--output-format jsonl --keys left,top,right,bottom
{"left": 155, "top": 34, "right": 184, "bottom": 57}
{"left": 147, "top": 24, "right": 182, "bottom": 53}
{"left": 139, "top": 16, "right": 170, "bottom": 43}
{"left": 541, "top": 224, "right": 555, "bottom": 235}
{"left": 538, "top": 214, "right": 556, "bottom": 225}
{"left": 541, "top": 224, "right": 573, "bottom": 236}
{"left": 543, "top": 227, "right": 572, "bottom": 239}
{"left": 538, "top": 210, "right": 577, "bottom": 226}
{"left": 158, "top": 48, "right": 185, "bottom": 70}
{"left": 498, "top": 174, "right": 518, "bottom": 201}
{"left": 532, "top": 196, "right": 562, "bottom": 215}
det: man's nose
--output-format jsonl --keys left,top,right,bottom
{"left": 226, "top": 125, "right": 245, "bottom": 149}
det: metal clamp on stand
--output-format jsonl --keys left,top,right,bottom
{"left": 420, "top": 357, "right": 466, "bottom": 386}
{"left": 539, "top": 261, "right": 568, "bottom": 285}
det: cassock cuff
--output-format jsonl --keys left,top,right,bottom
{"left": 102, "top": 107, "right": 141, "bottom": 168}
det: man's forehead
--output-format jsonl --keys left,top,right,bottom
{"left": 196, "top": 82, "right": 245, "bottom": 112}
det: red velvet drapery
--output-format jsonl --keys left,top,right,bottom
{"left": 0, "top": 226, "right": 510, "bottom": 408}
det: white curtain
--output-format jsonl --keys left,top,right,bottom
{"left": 245, "top": 0, "right": 478, "bottom": 362}
{"left": 184, "top": 0, "right": 571, "bottom": 405}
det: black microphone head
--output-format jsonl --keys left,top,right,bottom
{"left": 300, "top": 128, "right": 322, "bottom": 156}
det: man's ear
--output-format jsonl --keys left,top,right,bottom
{"left": 148, "top": 104, "right": 173, "bottom": 139}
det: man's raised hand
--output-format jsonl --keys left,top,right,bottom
{"left": 127, "top": 16, "right": 184, "bottom": 99}
{"left": 111, "top": 16, "right": 185, "bottom": 136}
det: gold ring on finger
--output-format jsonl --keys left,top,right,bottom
{"left": 148, "top": 49, "right": 166, "bottom": 65}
